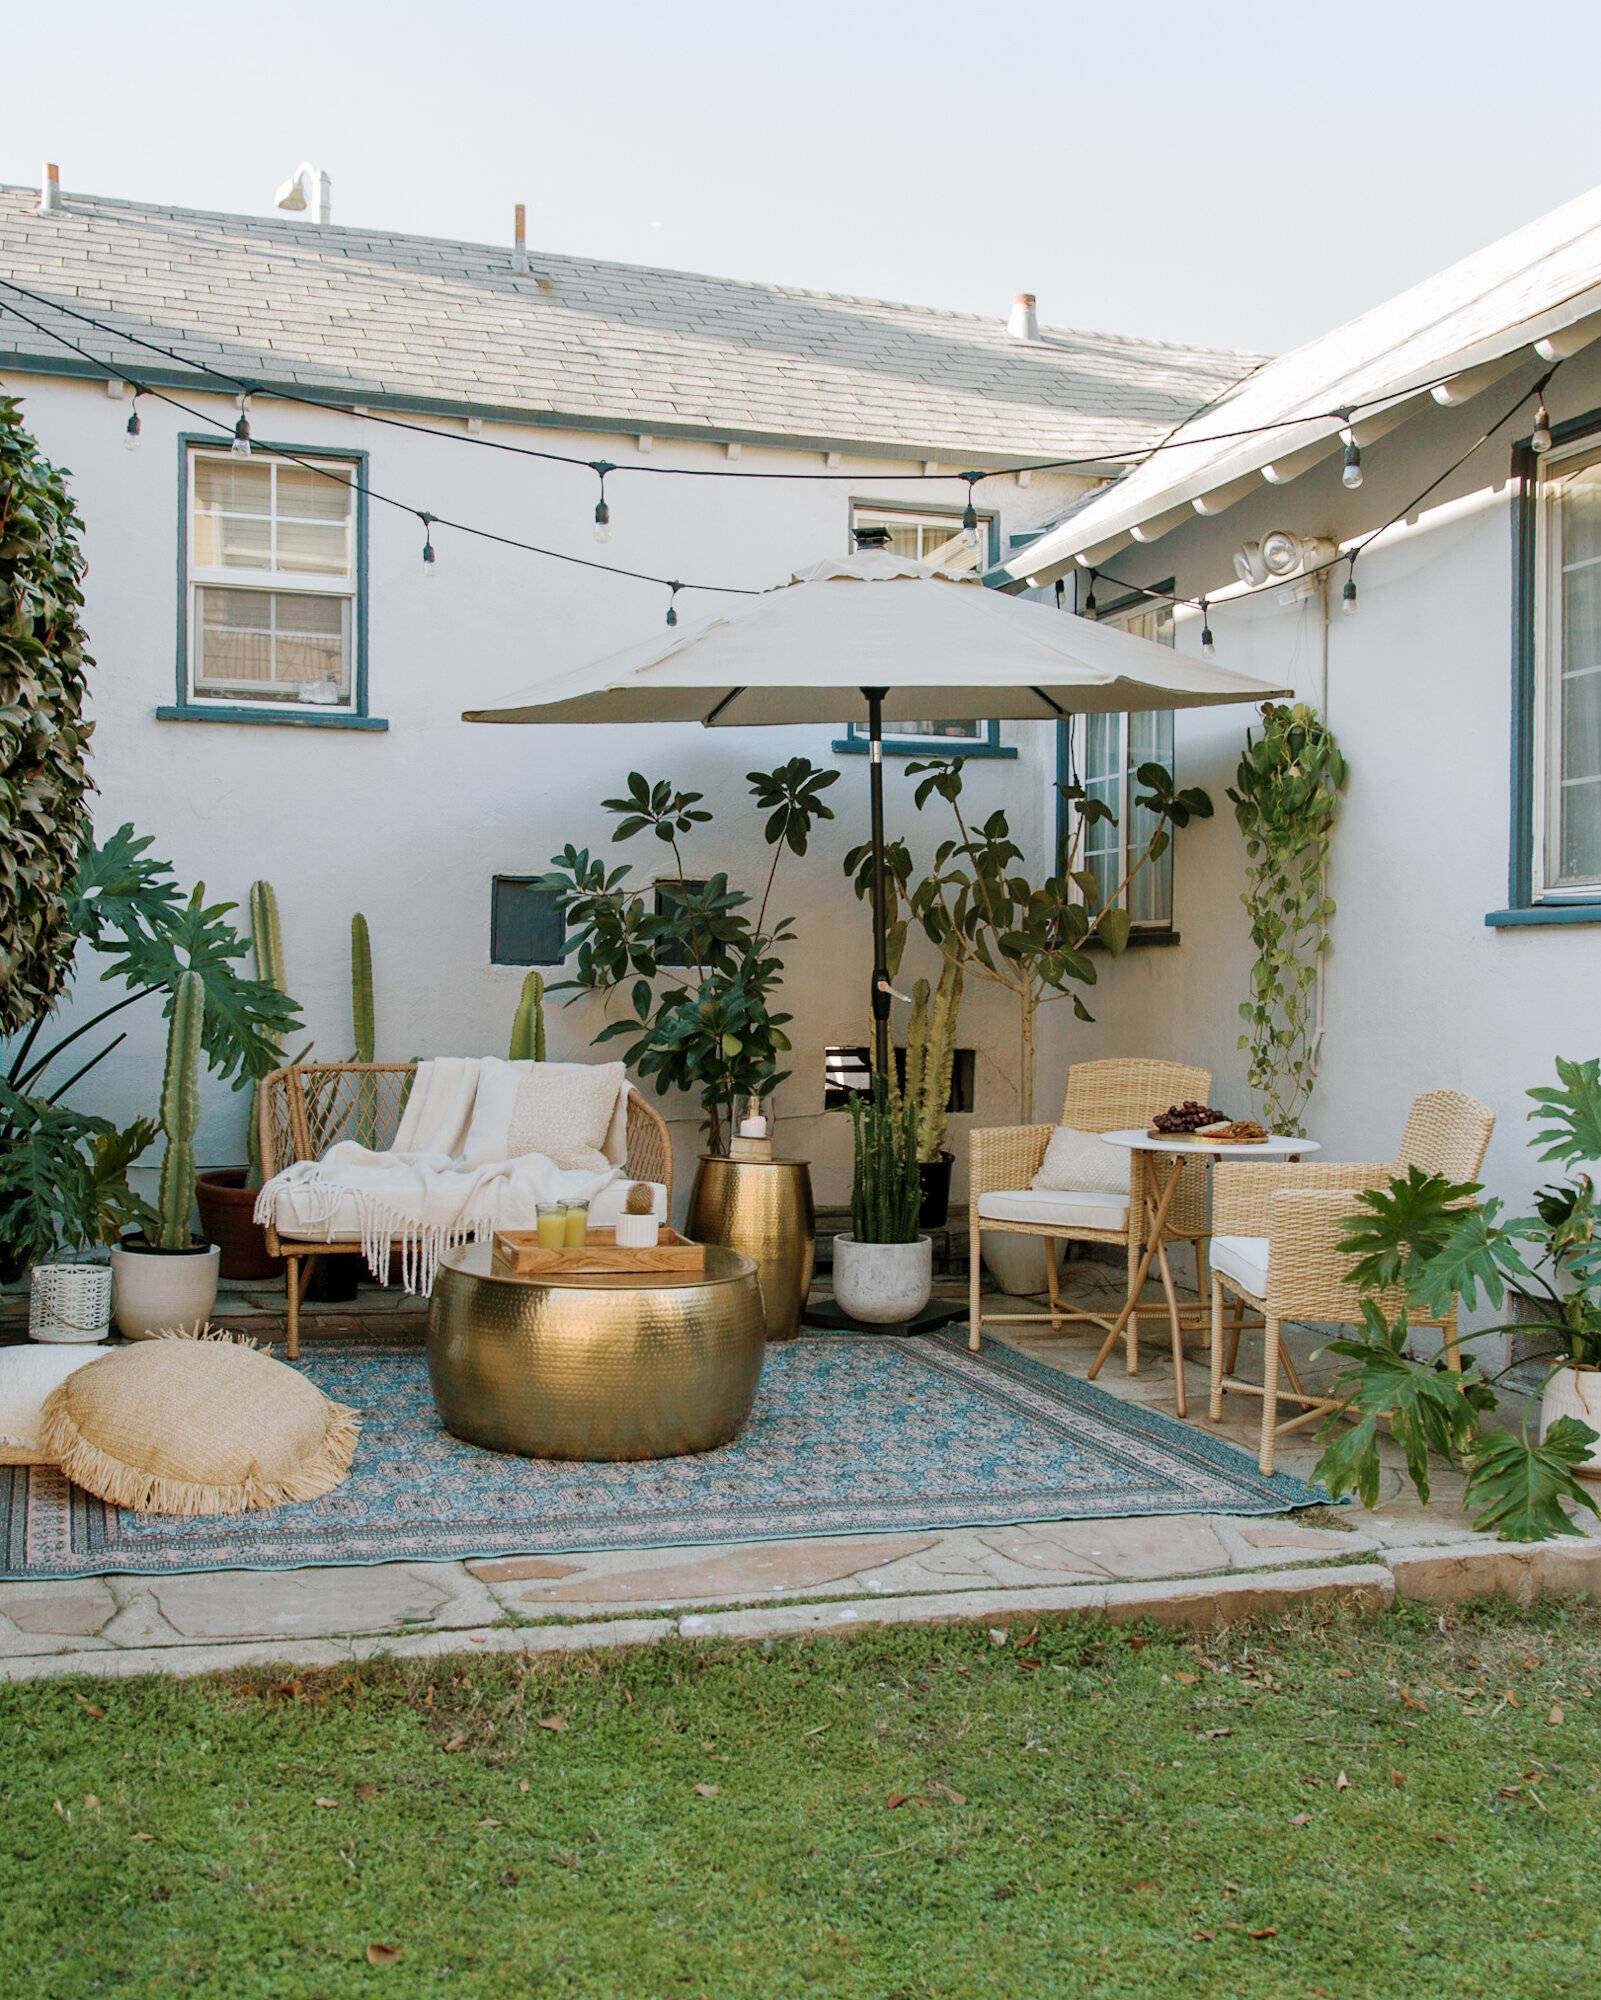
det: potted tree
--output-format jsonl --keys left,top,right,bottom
{"left": 833, "top": 1082, "right": 930, "bottom": 1325}
{"left": 1315, "top": 1058, "right": 1601, "bottom": 1540}
{"left": 109, "top": 971, "right": 221, "bottom": 1339}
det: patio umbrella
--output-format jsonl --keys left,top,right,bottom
{"left": 464, "top": 542, "right": 1288, "bottom": 1075}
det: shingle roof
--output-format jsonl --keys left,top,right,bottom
{"left": 0, "top": 185, "right": 1260, "bottom": 465}
{"left": 1006, "top": 180, "right": 1601, "bottom": 577}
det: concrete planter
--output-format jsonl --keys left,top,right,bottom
{"left": 109, "top": 1240, "right": 220, "bottom": 1341}
{"left": 1541, "top": 1363, "right": 1601, "bottom": 1478}
{"left": 832, "top": 1234, "right": 932, "bottom": 1325}
{"left": 980, "top": 1230, "right": 1049, "bottom": 1296}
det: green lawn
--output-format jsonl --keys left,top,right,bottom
{"left": 4, "top": 1599, "right": 1600, "bottom": 1998}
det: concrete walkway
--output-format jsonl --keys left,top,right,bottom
{"left": 5, "top": 1261, "right": 1595, "bottom": 1682}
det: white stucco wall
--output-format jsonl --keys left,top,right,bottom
{"left": 1039, "top": 349, "right": 1601, "bottom": 1257}
{"left": 19, "top": 372, "right": 1092, "bottom": 1213}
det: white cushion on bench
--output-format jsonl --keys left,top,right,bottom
{"left": 976, "top": 1188, "right": 1128, "bottom": 1233}
{"left": 1211, "top": 1234, "right": 1270, "bottom": 1299}
{"left": 271, "top": 1174, "right": 668, "bottom": 1243}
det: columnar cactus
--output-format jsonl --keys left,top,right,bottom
{"left": 914, "top": 957, "right": 963, "bottom": 1164}
{"left": 510, "top": 969, "right": 547, "bottom": 1062}
{"left": 848, "top": 1081, "right": 921, "bottom": 1244}
{"left": 156, "top": 970, "right": 204, "bottom": 1250}
{"left": 245, "top": 880, "right": 288, "bottom": 1187}
{"left": 350, "top": 913, "right": 375, "bottom": 1063}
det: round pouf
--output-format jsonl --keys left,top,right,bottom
{"left": 428, "top": 1242, "right": 766, "bottom": 1461}
{"left": 832, "top": 1235, "right": 933, "bottom": 1325}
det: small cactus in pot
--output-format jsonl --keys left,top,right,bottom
{"left": 616, "top": 1178, "right": 661, "bottom": 1249}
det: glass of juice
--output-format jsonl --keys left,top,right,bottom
{"left": 562, "top": 1200, "right": 590, "bottom": 1248}
{"left": 535, "top": 1203, "right": 566, "bottom": 1250}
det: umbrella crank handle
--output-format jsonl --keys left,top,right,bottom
{"left": 874, "top": 973, "right": 912, "bottom": 1006}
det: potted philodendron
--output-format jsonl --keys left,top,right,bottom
{"left": 833, "top": 1081, "right": 932, "bottom": 1326}
{"left": 110, "top": 971, "right": 221, "bottom": 1339}
{"left": 9, "top": 1112, "right": 157, "bottom": 1342}
{"left": 1315, "top": 1058, "right": 1601, "bottom": 1542}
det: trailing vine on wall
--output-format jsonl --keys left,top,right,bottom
{"left": 1227, "top": 701, "right": 1348, "bottom": 1136}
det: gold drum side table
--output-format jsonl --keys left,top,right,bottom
{"left": 427, "top": 1242, "right": 765, "bottom": 1461}
{"left": 686, "top": 1156, "right": 815, "bottom": 1341}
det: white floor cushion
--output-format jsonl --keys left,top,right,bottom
{"left": 272, "top": 1175, "right": 668, "bottom": 1243}
{"left": 976, "top": 1188, "right": 1128, "bottom": 1233}
{"left": 1211, "top": 1234, "right": 1271, "bottom": 1299}
{"left": 0, "top": 1342, "right": 107, "bottom": 1466}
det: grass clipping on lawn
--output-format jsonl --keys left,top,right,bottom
{"left": 5, "top": 1597, "right": 1601, "bottom": 1998}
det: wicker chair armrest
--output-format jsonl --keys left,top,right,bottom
{"left": 968, "top": 1124, "right": 1054, "bottom": 1209}
{"left": 623, "top": 1091, "right": 673, "bottom": 1204}
{"left": 1212, "top": 1159, "right": 1388, "bottom": 1238}
{"left": 257, "top": 1066, "right": 300, "bottom": 1180}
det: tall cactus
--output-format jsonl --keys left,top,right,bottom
{"left": 915, "top": 957, "right": 963, "bottom": 1164}
{"left": 350, "top": 912, "right": 375, "bottom": 1062}
{"left": 245, "top": 880, "right": 288, "bottom": 1187}
{"left": 848, "top": 1080, "right": 921, "bottom": 1244}
{"left": 155, "top": 970, "right": 204, "bottom": 1250}
{"left": 509, "top": 969, "right": 547, "bottom": 1062}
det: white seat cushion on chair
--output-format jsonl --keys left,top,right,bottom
{"left": 1211, "top": 1234, "right": 1270, "bottom": 1299}
{"left": 977, "top": 1188, "right": 1128, "bottom": 1233}
{"left": 272, "top": 1174, "right": 668, "bottom": 1243}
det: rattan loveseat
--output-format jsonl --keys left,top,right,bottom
{"left": 258, "top": 1062, "right": 673, "bottom": 1357}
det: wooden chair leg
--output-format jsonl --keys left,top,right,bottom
{"left": 968, "top": 1221, "right": 983, "bottom": 1352}
{"left": 1259, "top": 1314, "right": 1282, "bottom": 1475}
{"left": 285, "top": 1254, "right": 303, "bottom": 1362}
{"left": 1209, "top": 1276, "right": 1226, "bottom": 1421}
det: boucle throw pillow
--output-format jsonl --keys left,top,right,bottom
{"left": 38, "top": 1332, "right": 359, "bottom": 1516}
{"left": 1030, "top": 1124, "right": 1130, "bottom": 1198}
{"left": 468, "top": 1060, "right": 625, "bottom": 1170}
{"left": 0, "top": 1343, "right": 106, "bottom": 1467}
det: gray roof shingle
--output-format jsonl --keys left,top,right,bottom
{"left": 0, "top": 186, "right": 1260, "bottom": 463}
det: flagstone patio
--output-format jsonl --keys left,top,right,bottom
{"left": 4, "top": 1260, "right": 1596, "bottom": 1682}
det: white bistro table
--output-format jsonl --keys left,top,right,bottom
{"left": 1087, "top": 1129, "right": 1320, "bottom": 1419}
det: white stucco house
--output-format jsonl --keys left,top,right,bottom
{"left": 0, "top": 174, "right": 1255, "bottom": 1207}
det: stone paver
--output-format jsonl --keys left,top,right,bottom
{"left": 2, "top": 1271, "right": 1582, "bottom": 1682}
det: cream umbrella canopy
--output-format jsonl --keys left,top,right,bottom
{"left": 464, "top": 543, "right": 1288, "bottom": 1075}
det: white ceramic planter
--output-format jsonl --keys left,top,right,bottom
{"left": 980, "top": 1230, "right": 1049, "bottom": 1297}
{"left": 614, "top": 1213, "right": 661, "bottom": 1249}
{"left": 109, "top": 1242, "right": 220, "bottom": 1341}
{"left": 28, "top": 1262, "right": 113, "bottom": 1343}
{"left": 1540, "top": 1364, "right": 1601, "bottom": 1478}
{"left": 832, "top": 1234, "right": 933, "bottom": 1325}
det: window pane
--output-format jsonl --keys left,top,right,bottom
{"left": 1561, "top": 779, "right": 1601, "bottom": 881}
{"left": 193, "top": 586, "right": 351, "bottom": 702}
{"left": 276, "top": 518, "right": 351, "bottom": 575}
{"left": 194, "top": 509, "right": 272, "bottom": 570}
{"left": 194, "top": 459, "right": 272, "bottom": 513}
{"left": 1561, "top": 462, "right": 1601, "bottom": 568}
{"left": 1128, "top": 710, "right": 1174, "bottom": 925}
{"left": 276, "top": 463, "right": 353, "bottom": 523}
{"left": 1563, "top": 669, "right": 1601, "bottom": 782}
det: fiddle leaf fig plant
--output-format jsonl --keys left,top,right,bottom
{"left": 1313, "top": 1061, "right": 1601, "bottom": 1541}
{"left": 544, "top": 759, "right": 838, "bottom": 1153}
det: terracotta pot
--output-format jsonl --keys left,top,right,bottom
{"left": 109, "top": 1238, "right": 220, "bottom": 1340}
{"left": 196, "top": 1167, "right": 283, "bottom": 1281}
{"left": 1540, "top": 1364, "right": 1601, "bottom": 1478}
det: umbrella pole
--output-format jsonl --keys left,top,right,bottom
{"left": 864, "top": 686, "right": 892, "bottom": 1081}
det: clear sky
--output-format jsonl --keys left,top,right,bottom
{"left": 7, "top": 0, "right": 1601, "bottom": 358}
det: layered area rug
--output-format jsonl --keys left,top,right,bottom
{"left": 1, "top": 1334, "right": 1327, "bottom": 1580}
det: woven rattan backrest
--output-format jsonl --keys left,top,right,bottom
{"left": 1058, "top": 1058, "right": 1212, "bottom": 1135}
{"left": 266, "top": 1064, "right": 416, "bottom": 1169}
{"left": 1392, "top": 1089, "right": 1495, "bottom": 1184}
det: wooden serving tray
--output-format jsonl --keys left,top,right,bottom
{"left": 491, "top": 1226, "right": 706, "bottom": 1277}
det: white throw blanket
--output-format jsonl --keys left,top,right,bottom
{"left": 255, "top": 1057, "right": 623, "bottom": 1295}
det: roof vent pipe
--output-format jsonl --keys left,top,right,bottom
{"left": 1007, "top": 292, "right": 1040, "bottom": 341}
{"left": 511, "top": 202, "right": 529, "bottom": 273}
{"left": 38, "top": 162, "right": 61, "bottom": 214}
{"left": 275, "top": 163, "right": 332, "bottom": 225}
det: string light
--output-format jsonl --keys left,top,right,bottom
{"left": 960, "top": 471, "right": 983, "bottom": 547}
{"left": 1341, "top": 437, "right": 1363, "bottom": 489}
{"left": 231, "top": 394, "right": 253, "bottom": 458}
{"left": 1532, "top": 399, "right": 1553, "bottom": 454}
{"left": 123, "top": 394, "right": 142, "bottom": 451}
{"left": 418, "top": 510, "right": 436, "bottom": 570}
{"left": 592, "top": 461, "right": 614, "bottom": 543}
{"left": 1199, "top": 600, "right": 1215, "bottom": 657}
{"left": 1082, "top": 569, "right": 1098, "bottom": 620}
{"left": 665, "top": 582, "right": 681, "bottom": 627}
{"left": 1341, "top": 554, "right": 1358, "bottom": 615}
{"left": 1053, "top": 577, "right": 1065, "bottom": 609}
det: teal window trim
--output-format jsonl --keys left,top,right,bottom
{"left": 166, "top": 433, "right": 375, "bottom": 728}
{"left": 1501, "top": 409, "right": 1601, "bottom": 924}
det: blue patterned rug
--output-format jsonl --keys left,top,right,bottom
{"left": 1, "top": 1334, "right": 1327, "bottom": 1579}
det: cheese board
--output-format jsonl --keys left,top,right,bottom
{"left": 491, "top": 1227, "right": 706, "bottom": 1277}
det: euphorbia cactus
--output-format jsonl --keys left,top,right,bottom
{"left": 156, "top": 970, "right": 204, "bottom": 1250}
{"left": 350, "top": 913, "right": 375, "bottom": 1063}
{"left": 245, "top": 880, "right": 288, "bottom": 1188}
{"left": 510, "top": 969, "right": 547, "bottom": 1061}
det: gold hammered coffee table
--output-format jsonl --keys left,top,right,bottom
{"left": 427, "top": 1241, "right": 767, "bottom": 1462}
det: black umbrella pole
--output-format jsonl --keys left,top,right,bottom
{"left": 864, "top": 687, "right": 892, "bottom": 1082}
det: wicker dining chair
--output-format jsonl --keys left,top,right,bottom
{"left": 967, "top": 1057, "right": 1212, "bottom": 1364}
{"left": 1208, "top": 1088, "right": 1496, "bottom": 1473}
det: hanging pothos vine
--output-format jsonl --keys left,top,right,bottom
{"left": 1227, "top": 701, "right": 1348, "bottom": 1137}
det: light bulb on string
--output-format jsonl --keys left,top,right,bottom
{"left": 1532, "top": 400, "right": 1553, "bottom": 455}
{"left": 123, "top": 394, "right": 142, "bottom": 451}
{"left": 231, "top": 414, "right": 252, "bottom": 458}
{"left": 1342, "top": 438, "right": 1363, "bottom": 489}
{"left": 1341, "top": 557, "right": 1358, "bottom": 616}
{"left": 665, "top": 583, "right": 681, "bottom": 628}
{"left": 960, "top": 471, "right": 983, "bottom": 548}
{"left": 1199, "top": 600, "right": 1215, "bottom": 658}
{"left": 591, "top": 461, "right": 615, "bottom": 543}
{"left": 1082, "top": 569, "right": 1098, "bottom": 620}
{"left": 418, "top": 512, "right": 436, "bottom": 571}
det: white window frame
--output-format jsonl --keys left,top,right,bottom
{"left": 1062, "top": 595, "right": 1177, "bottom": 932}
{"left": 1532, "top": 434, "right": 1601, "bottom": 899}
{"left": 184, "top": 445, "right": 360, "bottom": 714}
